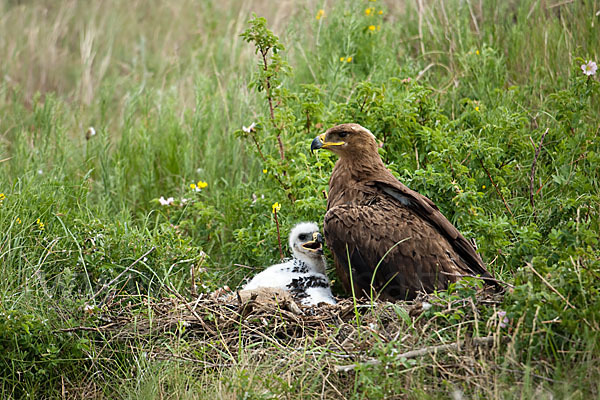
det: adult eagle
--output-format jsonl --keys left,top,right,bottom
{"left": 311, "top": 123, "right": 497, "bottom": 300}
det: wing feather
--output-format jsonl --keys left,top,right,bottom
{"left": 372, "top": 178, "right": 494, "bottom": 282}
{"left": 324, "top": 199, "right": 460, "bottom": 300}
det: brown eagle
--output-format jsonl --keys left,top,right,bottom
{"left": 310, "top": 123, "right": 497, "bottom": 300}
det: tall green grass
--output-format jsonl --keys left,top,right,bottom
{"left": 1, "top": 0, "right": 599, "bottom": 398}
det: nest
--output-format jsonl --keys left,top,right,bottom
{"left": 83, "top": 286, "right": 505, "bottom": 375}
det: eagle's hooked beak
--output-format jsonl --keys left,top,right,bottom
{"left": 311, "top": 133, "right": 344, "bottom": 155}
{"left": 310, "top": 134, "right": 325, "bottom": 154}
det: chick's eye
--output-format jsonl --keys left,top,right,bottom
{"left": 298, "top": 234, "right": 307, "bottom": 241}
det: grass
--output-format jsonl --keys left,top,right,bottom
{"left": 1, "top": 0, "right": 599, "bottom": 398}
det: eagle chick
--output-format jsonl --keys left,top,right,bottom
{"left": 243, "top": 222, "right": 337, "bottom": 306}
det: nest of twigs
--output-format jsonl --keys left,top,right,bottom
{"left": 83, "top": 286, "right": 506, "bottom": 375}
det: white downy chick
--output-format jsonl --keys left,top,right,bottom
{"left": 243, "top": 222, "right": 336, "bottom": 306}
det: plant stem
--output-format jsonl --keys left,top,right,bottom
{"left": 274, "top": 210, "right": 283, "bottom": 261}
{"left": 261, "top": 49, "right": 285, "bottom": 160}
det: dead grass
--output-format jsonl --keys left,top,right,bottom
{"left": 58, "top": 286, "right": 534, "bottom": 399}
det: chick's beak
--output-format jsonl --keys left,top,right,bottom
{"left": 301, "top": 232, "right": 324, "bottom": 255}
{"left": 313, "top": 232, "right": 324, "bottom": 244}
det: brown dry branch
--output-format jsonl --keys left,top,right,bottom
{"left": 88, "top": 246, "right": 156, "bottom": 304}
{"left": 260, "top": 49, "right": 285, "bottom": 161}
{"left": 526, "top": 262, "right": 576, "bottom": 310}
{"left": 334, "top": 335, "right": 506, "bottom": 372}
{"left": 478, "top": 157, "right": 514, "bottom": 217}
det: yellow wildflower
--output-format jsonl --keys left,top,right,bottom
{"left": 340, "top": 57, "right": 345, "bottom": 62}
{"left": 272, "top": 202, "right": 281, "bottom": 214}
{"left": 0, "top": 193, "right": 4, "bottom": 200}
{"left": 262, "top": 169, "right": 267, "bottom": 174}
{"left": 346, "top": 56, "right": 353, "bottom": 62}
{"left": 316, "top": 9, "right": 325, "bottom": 20}
{"left": 378, "top": 10, "right": 383, "bottom": 15}
{"left": 475, "top": 106, "right": 480, "bottom": 112}
{"left": 365, "top": 8, "right": 372, "bottom": 16}
{"left": 197, "top": 181, "right": 208, "bottom": 189}
{"left": 476, "top": 50, "right": 480, "bottom": 55}
{"left": 36, "top": 218, "right": 45, "bottom": 230}
{"left": 190, "top": 183, "right": 197, "bottom": 190}
{"left": 482, "top": 185, "right": 486, "bottom": 189}
{"left": 368, "top": 25, "right": 376, "bottom": 31}
{"left": 16, "top": 217, "right": 22, "bottom": 224}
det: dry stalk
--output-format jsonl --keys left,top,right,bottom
{"left": 89, "top": 246, "right": 156, "bottom": 304}
{"left": 335, "top": 336, "right": 503, "bottom": 372}
{"left": 526, "top": 262, "right": 576, "bottom": 310}
{"left": 478, "top": 157, "right": 514, "bottom": 217}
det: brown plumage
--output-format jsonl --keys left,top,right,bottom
{"left": 310, "top": 123, "right": 497, "bottom": 300}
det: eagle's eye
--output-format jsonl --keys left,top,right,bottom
{"left": 338, "top": 131, "right": 349, "bottom": 138}
{"left": 298, "top": 234, "right": 308, "bottom": 241}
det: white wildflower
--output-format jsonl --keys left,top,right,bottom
{"left": 158, "top": 196, "right": 174, "bottom": 206}
{"left": 581, "top": 60, "right": 597, "bottom": 76}
{"left": 242, "top": 122, "right": 257, "bottom": 133}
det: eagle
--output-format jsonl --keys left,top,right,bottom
{"left": 243, "top": 222, "right": 337, "bottom": 306}
{"left": 310, "top": 123, "right": 497, "bottom": 301}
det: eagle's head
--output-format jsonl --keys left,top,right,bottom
{"left": 310, "top": 123, "right": 378, "bottom": 158}
{"left": 289, "top": 222, "right": 325, "bottom": 268}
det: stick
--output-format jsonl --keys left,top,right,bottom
{"left": 527, "top": 262, "right": 576, "bottom": 309}
{"left": 260, "top": 49, "right": 285, "bottom": 161}
{"left": 529, "top": 128, "right": 549, "bottom": 211}
{"left": 334, "top": 336, "right": 500, "bottom": 372}
{"left": 478, "top": 157, "right": 514, "bottom": 217}
{"left": 164, "top": 283, "right": 218, "bottom": 336}
{"left": 89, "top": 246, "right": 156, "bottom": 302}
{"left": 335, "top": 336, "right": 500, "bottom": 372}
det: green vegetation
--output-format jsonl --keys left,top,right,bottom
{"left": 1, "top": 0, "right": 599, "bottom": 398}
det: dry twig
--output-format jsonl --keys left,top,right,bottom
{"left": 335, "top": 335, "right": 503, "bottom": 372}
